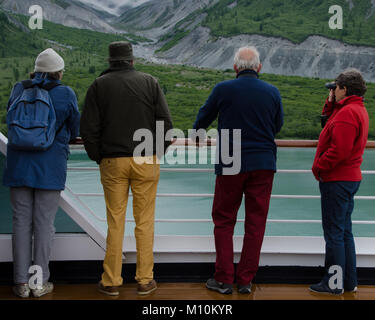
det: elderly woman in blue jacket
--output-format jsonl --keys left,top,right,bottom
{"left": 3, "top": 48, "right": 80, "bottom": 298}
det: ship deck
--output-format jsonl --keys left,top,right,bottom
{"left": 1, "top": 283, "right": 375, "bottom": 300}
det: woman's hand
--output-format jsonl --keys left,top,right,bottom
{"left": 328, "top": 89, "right": 335, "bottom": 102}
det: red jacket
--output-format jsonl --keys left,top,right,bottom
{"left": 312, "top": 95, "right": 369, "bottom": 182}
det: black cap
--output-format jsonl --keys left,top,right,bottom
{"left": 108, "top": 41, "right": 134, "bottom": 62}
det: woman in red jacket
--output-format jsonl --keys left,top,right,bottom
{"left": 310, "top": 69, "right": 369, "bottom": 295}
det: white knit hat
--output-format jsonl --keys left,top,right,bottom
{"left": 34, "top": 48, "right": 65, "bottom": 73}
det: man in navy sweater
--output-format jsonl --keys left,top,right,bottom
{"left": 193, "top": 46, "right": 284, "bottom": 294}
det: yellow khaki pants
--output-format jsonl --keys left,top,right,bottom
{"left": 99, "top": 156, "right": 160, "bottom": 286}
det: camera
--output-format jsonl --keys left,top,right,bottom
{"left": 325, "top": 82, "right": 336, "bottom": 90}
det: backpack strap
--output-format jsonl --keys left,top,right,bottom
{"left": 21, "top": 80, "right": 34, "bottom": 89}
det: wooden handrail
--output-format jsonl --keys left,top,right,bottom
{"left": 71, "top": 138, "right": 375, "bottom": 148}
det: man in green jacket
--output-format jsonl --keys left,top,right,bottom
{"left": 80, "top": 41, "right": 173, "bottom": 296}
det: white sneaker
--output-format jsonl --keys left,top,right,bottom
{"left": 32, "top": 282, "right": 54, "bottom": 298}
{"left": 13, "top": 284, "right": 30, "bottom": 298}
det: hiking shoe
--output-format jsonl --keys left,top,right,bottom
{"left": 13, "top": 284, "right": 30, "bottom": 298}
{"left": 98, "top": 281, "right": 120, "bottom": 296}
{"left": 238, "top": 283, "right": 252, "bottom": 294}
{"left": 309, "top": 281, "right": 343, "bottom": 295}
{"left": 138, "top": 280, "right": 157, "bottom": 295}
{"left": 32, "top": 282, "right": 54, "bottom": 298}
{"left": 206, "top": 278, "right": 232, "bottom": 294}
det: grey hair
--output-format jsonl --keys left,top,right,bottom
{"left": 234, "top": 46, "right": 260, "bottom": 71}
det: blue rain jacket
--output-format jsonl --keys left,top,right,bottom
{"left": 3, "top": 74, "right": 80, "bottom": 190}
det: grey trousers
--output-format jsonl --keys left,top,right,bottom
{"left": 11, "top": 187, "right": 61, "bottom": 284}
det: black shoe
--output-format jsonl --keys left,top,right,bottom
{"left": 309, "top": 281, "right": 343, "bottom": 295}
{"left": 238, "top": 283, "right": 252, "bottom": 294}
{"left": 206, "top": 278, "right": 232, "bottom": 294}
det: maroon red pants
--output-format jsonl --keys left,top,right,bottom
{"left": 212, "top": 170, "right": 275, "bottom": 285}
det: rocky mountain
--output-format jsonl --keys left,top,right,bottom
{"left": 0, "top": 0, "right": 117, "bottom": 33}
{"left": 1, "top": 0, "right": 375, "bottom": 82}
{"left": 115, "top": 0, "right": 219, "bottom": 39}
{"left": 121, "top": 0, "right": 375, "bottom": 82}
{"left": 155, "top": 27, "right": 375, "bottom": 82}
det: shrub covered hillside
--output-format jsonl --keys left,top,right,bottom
{"left": 202, "top": 0, "right": 375, "bottom": 46}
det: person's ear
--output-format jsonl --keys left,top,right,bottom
{"left": 234, "top": 64, "right": 238, "bottom": 74}
{"left": 257, "top": 64, "right": 262, "bottom": 73}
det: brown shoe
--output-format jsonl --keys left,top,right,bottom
{"left": 98, "top": 281, "right": 120, "bottom": 296}
{"left": 137, "top": 280, "right": 157, "bottom": 295}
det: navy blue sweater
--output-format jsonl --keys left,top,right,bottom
{"left": 193, "top": 70, "right": 284, "bottom": 175}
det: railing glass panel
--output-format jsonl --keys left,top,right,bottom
{"left": 63, "top": 147, "right": 375, "bottom": 237}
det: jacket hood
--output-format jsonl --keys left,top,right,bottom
{"left": 32, "top": 73, "right": 61, "bottom": 86}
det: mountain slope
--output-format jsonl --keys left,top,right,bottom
{"left": 0, "top": 7, "right": 374, "bottom": 140}
{"left": 113, "top": 0, "right": 375, "bottom": 82}
{"left": 115, "top": 0, "right": 218, "bottom": 39}
{"left": 0, "top": 0, "right": 117, "bottom": 33}
{"left": 156, "top": 26, "right": 375, "bottom": 82}
{"left": 202, "top": 0, "right": 375, "bottom": 47}
{"left": 75, "top": 0, "right": 150, "bottom": 16}
{"left": 0, "top": 9, "right": 46, "bottom": 58}
{"left": 113, "top": 0, "right": 375, "bottom": 48}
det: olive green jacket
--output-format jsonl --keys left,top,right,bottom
{"left": 80, "top": 65, "right": 173, "bottom": 164}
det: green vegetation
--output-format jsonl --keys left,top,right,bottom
{"left": 0, "top": 11, "right": 45, "bottom": 58}
{"left": 123, "top": 32, "right": 153, "bottom": 44}
{"left": 137, "top": 0, "right": 375, "bottom": 54}
{"left": 202, "top": 0, "right": 375, "bottom": 46}
{"left": 115, "top": 4, "right": 175, "bottom": 31}
{"left": 156, "top": 29, "right": 189, "bottom": 53}
{"left": 0, "top": 9, "right": 374, "bottom": 140}
{"left": 12, "top": 13, "right": 128, "bottom": 56}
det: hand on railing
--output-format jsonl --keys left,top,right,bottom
{"left": 70, "top": 137, "right": 83, "bottom": 145}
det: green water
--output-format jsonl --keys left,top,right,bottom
{"left": 1, "top": 147, "right": 375, "bottom": 237}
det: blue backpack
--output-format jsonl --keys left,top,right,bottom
{"left": 7, "top": 80, "right": 62, "bottom": 151}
